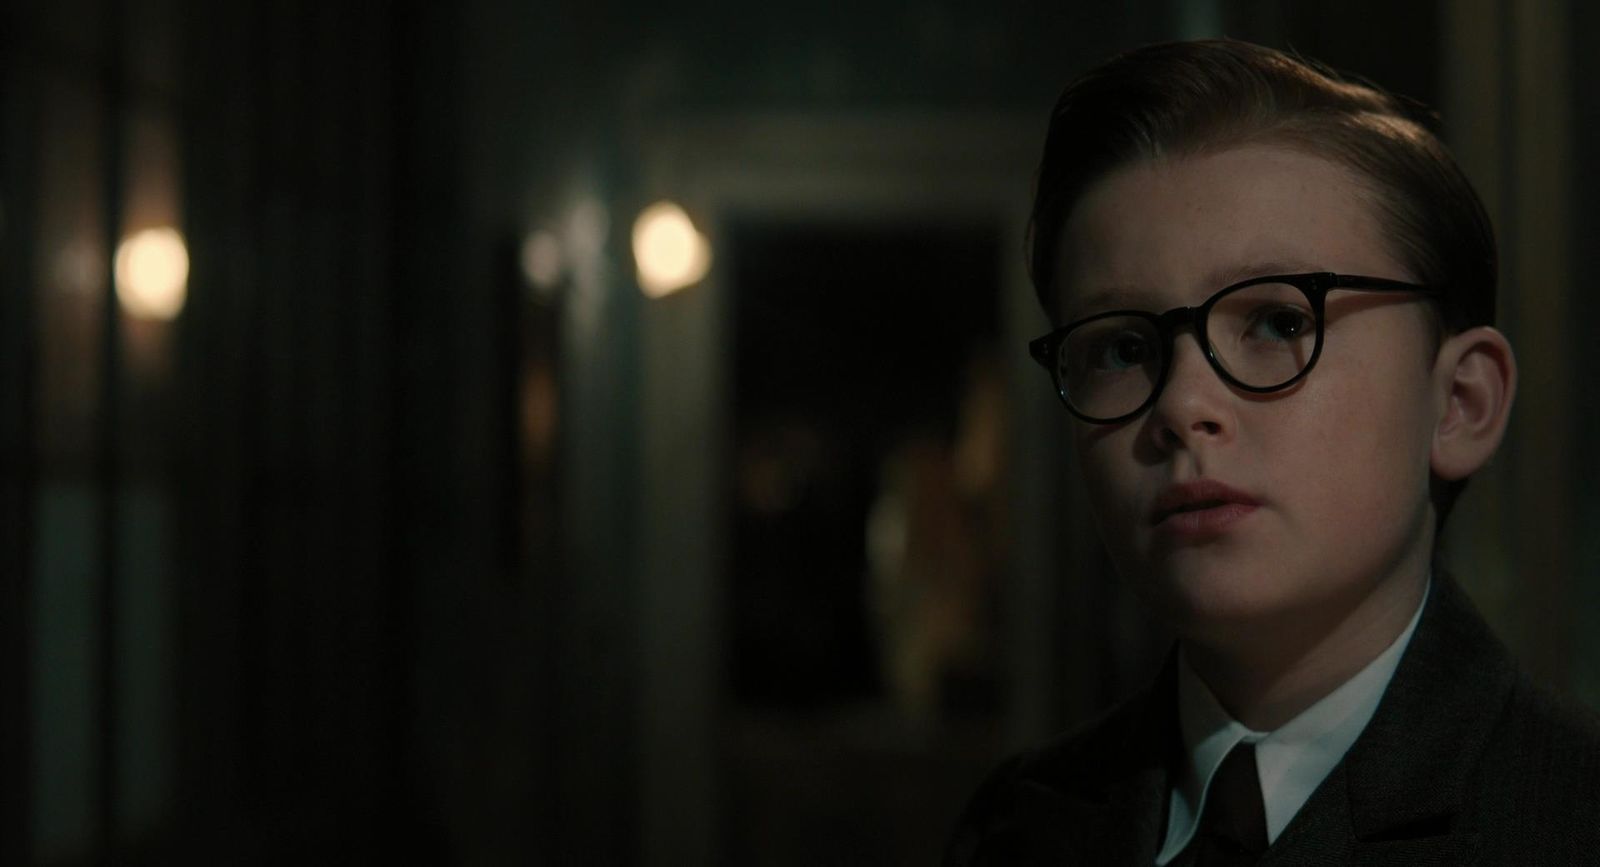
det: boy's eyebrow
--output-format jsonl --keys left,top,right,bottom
{"left": 1064, "top": 259, "right": 1325, "bottom": 321}
{"left": 1064, "top": 284, "right": 1157, "bottom": 321}
{"left": 1202, "top": 259, "right": 1325, "bottom": 292}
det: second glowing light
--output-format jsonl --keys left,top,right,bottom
{"left": 632, "top": 201, "right": 710, "bottom": 298}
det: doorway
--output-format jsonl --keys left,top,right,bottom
{"left": 722, "top": 218, "right": 1007, "bottom": 864}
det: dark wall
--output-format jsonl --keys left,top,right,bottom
{"left": 1, "top": 10, "right": 43, "bottom": 864}
{"left": 180, "top": 0, "right": 547, "bottom": 861}
{"left": 1572, "top": 0, "right": 1600, "bottom": 703}
{"left": 178, "top": 1, "right": 425, "bottom": 860}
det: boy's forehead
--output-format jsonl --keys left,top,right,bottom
{"left": 1062, "top": 257, "right": 1329, "bottom": 317}
{"left": 1053, "top": 146, "right": 1402, "bottom": 319}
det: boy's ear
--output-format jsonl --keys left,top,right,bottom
{"left": 1431, "top": 326, "right": 1517, "bottom": 481}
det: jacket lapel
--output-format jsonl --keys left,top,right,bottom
{"left": 1265, "top": 573, "right": 1514, "bottom": 865}
{"left": 986, "top": 654, "right": 1177, "bottom": 865}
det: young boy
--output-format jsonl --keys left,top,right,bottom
{"left": 946, "top": 40, "right": 1600, "bottom": 865}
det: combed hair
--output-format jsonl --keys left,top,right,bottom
{"left": 1028, "top": 39, "right": 1498, "bottom": 529}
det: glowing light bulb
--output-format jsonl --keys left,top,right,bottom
{"left": 632, "top": 201, "right": 710, "bottom": 298}
{"left": 114, "top": 227, "right": 188, "bottom": 320}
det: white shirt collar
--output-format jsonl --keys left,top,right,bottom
{"left": 1154, "top": 579, "right": 1430, "bottom": 865}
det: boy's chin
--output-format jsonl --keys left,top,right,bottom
{"left": 1133, "top": 562, "right": 1309, "bottom": 634}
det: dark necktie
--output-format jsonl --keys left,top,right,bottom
{"left": 1180, "top": 742, "right": 1269, "bottom": 866}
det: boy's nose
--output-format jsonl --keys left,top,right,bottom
{"left": 1147, "top": 333, "right": 1231, "bottom": 449}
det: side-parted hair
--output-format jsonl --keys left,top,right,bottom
{"left": 1028, "top": 39, "right": 1498, "bottom": 530}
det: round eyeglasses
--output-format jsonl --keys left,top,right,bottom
{"left": 1028, "top": 272, "right": 1438, "bottom": 424}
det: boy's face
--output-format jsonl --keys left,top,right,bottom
{"left": 1056, "top": 144, "right": 1442, "bottom": 641}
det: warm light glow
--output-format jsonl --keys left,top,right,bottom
{"left": 53, "top": 239, "right": 106, "bottom": 295}
{"left": 632, "top": 201, "right": 710, "bottom": 298}
{"left": 115, "top": 227, "right": 188, "bottom": 320}
{"left": 520, "top": 230, "right": 565, "bottom": 292}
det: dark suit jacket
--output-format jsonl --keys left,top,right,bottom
{"left": 945, "top": 575, "right": 1600, "bottom": 865}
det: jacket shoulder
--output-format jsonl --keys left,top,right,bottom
{"left": 1470, "top": 669, "right": 1600, "bottom": 855}
{"left": 1486, "top": 670, "right": 1600, "bottom": 792}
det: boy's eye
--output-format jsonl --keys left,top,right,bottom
{"left": 1087, "top": 330, "right": 1153, "bottom": 371}
{"left": 1242, "top": 304, "right": 1313, "bottom": 342}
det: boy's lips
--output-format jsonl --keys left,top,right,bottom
{"left": 1149, "top": 478, "right": 1263, "bottom": 526}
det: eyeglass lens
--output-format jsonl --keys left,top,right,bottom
{"left": 1053, "top": 281, "right": 1317, "bottom": 419}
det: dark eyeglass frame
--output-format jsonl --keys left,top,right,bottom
{"left": 1028, "top": 272, "right": 1438, "bottom": 424}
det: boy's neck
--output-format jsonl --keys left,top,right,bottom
{"left": 1180, "top": 561, "right": 1431, "bottom": 732}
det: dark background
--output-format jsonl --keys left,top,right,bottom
{"left": 3, "top": 0, "right": 1597, "bottom": 864}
